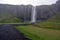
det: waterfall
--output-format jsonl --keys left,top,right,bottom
{"left": 31, "top": 6, "right": 36, "bottom": 23}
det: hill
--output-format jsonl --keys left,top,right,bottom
{"left": 0, "top": 15, "right": 21, "bottom": 23}
{"left": 38, "top": 13, "right": 60, "bottom": 30}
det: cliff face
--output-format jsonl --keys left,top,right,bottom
{"left": 56, "top": 0, "right": 60, "bottom": 12}
{"left": 36, "top": 0, "right": 60, "bottom": 21}
{"left": 0, "top": 4, "right": 32, "bottom": 21}
{"left": 0, "top": 0, "right": 60, "bottom": 22}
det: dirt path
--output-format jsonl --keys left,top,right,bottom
{"left": 0, "top": 24, "right": 30, "bottom": 40}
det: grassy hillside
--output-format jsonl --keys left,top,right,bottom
{"left": 48, "top": 13, "right": 60, "bottom": 22}
{"left": 16, "top": 13, "right": 60, "bottom": 40}
{"left": 0, "top": 14, "right": 21, "bottom": 23}
{"left": 38, "top": 13, "right": 60, "bottom": 30}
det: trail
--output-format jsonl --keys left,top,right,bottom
{"left": 0, "top": 24, "right": 30, "bottom": 40}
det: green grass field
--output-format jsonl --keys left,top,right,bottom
{"left": 16, "top": 13, "right": 60, "bottom": 40}
{"left": 16, "top": 25, "right": 60, "bottom": 40}
{"left": 37, "top": 13, "right": 60, "bottom": 30}
{"left": 37, "top": 22, "right": 60, "bottom": 30}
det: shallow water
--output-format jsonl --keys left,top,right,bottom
{"left": 0, "top": 24, "right": 30, "bottom": 40}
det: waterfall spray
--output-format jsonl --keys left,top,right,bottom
{"left": 31, "top": 6, "right": 36, "bottom": 24}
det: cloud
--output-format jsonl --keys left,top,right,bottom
{"left": 0, "top": 0, "right": 57, "bottom": 6}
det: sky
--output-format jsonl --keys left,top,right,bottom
{"left": 0, "top": 0, "right": 57, "bottom": 6}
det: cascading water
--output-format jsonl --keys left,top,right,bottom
{"left": 31, "top": 6, "right": 36, "bottom": 23}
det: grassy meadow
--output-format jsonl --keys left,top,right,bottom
{"left": 16, "top": 25, "right": 60, "bottom": 40}
{"left": 16, "top": 14, "right": 60, "bottom": 40}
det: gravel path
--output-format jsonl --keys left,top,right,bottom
{"left": 0, "top": 24, "right": 30, "bottom": 40}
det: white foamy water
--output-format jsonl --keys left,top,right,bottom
{"left": 31, "top": 6, "right": 36, "bottom": 23}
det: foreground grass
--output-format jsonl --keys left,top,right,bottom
{"left": 16, "top": 25, "right": 60, "bottom": 40}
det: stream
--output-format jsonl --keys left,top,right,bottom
{"left": 0, "top": 24, "right": 30, "bottom": 40}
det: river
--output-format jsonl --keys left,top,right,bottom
{"left": 0, "top": 24, "right": 30, "bottom": 40}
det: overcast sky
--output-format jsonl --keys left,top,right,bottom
{"left": 0, "top": 0, "right": 57, "bottom": 6}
